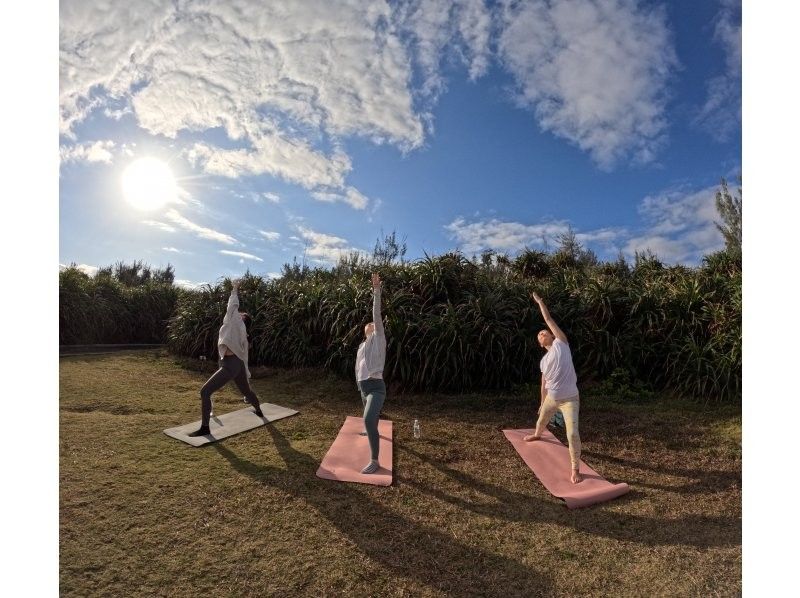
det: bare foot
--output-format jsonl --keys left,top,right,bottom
{"left": 523, "top": 434, "right": 541, "bottom": 442}
{"left": 571, "top": 469, "right": 583, "bottom": 484}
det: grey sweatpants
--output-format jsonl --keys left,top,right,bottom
{"left": 199, "top": 354, "right": 259, "bottom": 426}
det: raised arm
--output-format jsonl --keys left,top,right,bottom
{"left": 223, "top": 279, "right": 240, "bottom": 324}
{"left": 531, "top": 291, "right": 567, "bottom": 343}
{"left": 371, "top": 272, "right": 384, "bottom": 337}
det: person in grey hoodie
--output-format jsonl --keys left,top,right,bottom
{"left": 188, "top": 279, "right": 263, "bottom": 437}
{"left": 354, "top": 272, "right": 387, "bottom": 473}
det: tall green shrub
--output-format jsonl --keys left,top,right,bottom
{"left": 165, "top": 252, "right": 740, "bottom": 402}
{"left": 59, "top": 266, "right": 179, "bottom": 345}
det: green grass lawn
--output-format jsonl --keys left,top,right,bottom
{"left": 60, "top": 352, "right": 741, "bottom": 597}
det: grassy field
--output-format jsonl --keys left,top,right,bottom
{"left": 60, "top": 352, "right": 741, "bottom": 597}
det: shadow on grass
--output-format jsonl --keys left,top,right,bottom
{"left": 581, "top": 450, "right": 741, "bottom": 496}
{"left": 397, "top": 443, "right": 740, "bottom": 549}
{"left": 213, "top": 424, "right": 555, "bottom": 597}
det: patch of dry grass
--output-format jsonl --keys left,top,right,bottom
{"left": 60, "top": 352, "right": 741, "bottom": 597}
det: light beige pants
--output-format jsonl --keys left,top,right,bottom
{"left": 534, "top": 394, "right": 581, "bottom": 470}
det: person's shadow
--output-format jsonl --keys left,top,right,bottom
{"left": 213, "top": 423, "right": 555, "bottom": 596}
{"left": 397, "top": 442, "right": 740, "bottom": 549}
{"left": 580, "top": 449, "right": 741, "bottom": 496}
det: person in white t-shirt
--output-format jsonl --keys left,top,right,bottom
{"left": 524, "top": 291, "right": 583, "bottom": 484}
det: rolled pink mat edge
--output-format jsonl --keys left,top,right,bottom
{"left": 563, "top": 482, "right": 630, "bottom": 509}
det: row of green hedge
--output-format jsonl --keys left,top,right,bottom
{"left": 165, "top": 250, "right": 740, "bottom": 402}
{"left": 59, "top": 267, "right": 179, "bottom": 345}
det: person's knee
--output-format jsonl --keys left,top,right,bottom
{"left": 200, "top": 385, "right": 213, "bottom": 401}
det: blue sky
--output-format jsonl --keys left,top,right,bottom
{"left": 59, "top": 0, "right": 741, "bottom": 287}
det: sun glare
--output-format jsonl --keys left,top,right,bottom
{"left": 121, "top": 157, "right": 177, "bottom": 211}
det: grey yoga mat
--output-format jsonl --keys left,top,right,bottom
{"left": 164, "top": 402, "right": 298, "bottom": 446}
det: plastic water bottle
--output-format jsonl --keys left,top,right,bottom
{"left": 413, "top": 419, "right": 420, "bottom": 439}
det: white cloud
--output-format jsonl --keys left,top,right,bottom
{"left": 60, "top": 140, "right": 116, "bottom": 165}
{"left": 59, "top": 0, "right": 684, "bottom": 188}
{"left": 344, "top": 188, "right": 370, "bottom": 210}
{"left": 295, "top": 225, "right": 366, "bottom": 264}
{"left": 446, "top": 184, "right": 725, "bottom": 265}
{"left": 60, "top": 0, "right": 425, "bottom": 203}
{"left": 694, "top": 0, "right": 741, "bottom": 141}
{"left": 103, "top": 105, "right": 134, "bottom": 121}
{"left": 259, "top": 230, "right": 281, "bottom": 241}
{"left": 164, "top": 209, "right": 237, "bottom": 245}
{"left": 59, "top": 262, "right": 99, "bottom": 277}
{"left": 715, "top": 0, "right": 742, "bottom": 76}
{"left": 174, "top": 279, "right": 208, "bottom": 290}
{"left": 220, "top": 250, "right": 263, "bottom": 262}
{"left": 262, "top": 192, "right": 281, "bottom": 203}
{"left": 455, "top": 0, "right": 492, "bottom": 81}
{"left": 311, "top": 191, "right": 344, "bottom": 203}
{"left": 141, "top": 220, "right": 177, "bottom": 233}
{"left": 172, "top": 187, "right": 194, "bottom": 207}
{"left": 624, "top": 185, "right": 725, "bottom": 263}
{"left": 637, "top": 188, "right": 719, "bottom": 236}
{"left": 396, "top": 0, "right": 491, "bottom": 100}
{"left": 445, "top": 217, "right": 574, "bottom": 253}
{"left": 59, "top": 1, "right": 175, "bottom": 138}
{"left": 186, "top": 136, "right": 353, "bottom": 190}
{"left": 497, "top": 0, "right": 678, "bottom": 169}
{"left": 310, "top": 186, "right": 369, "bottom": 210}
{"left": 575, "top": 228, "right": 627, "bottom": 245}
{"left": 162, "top": 246, "right": 190, "bottom": 254}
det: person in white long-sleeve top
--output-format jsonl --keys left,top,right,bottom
{"left": 188, "top": 279, "right": 263, "bottom": 437}
{"left": 354, "top": 272, "right": 388, "bottom": 474}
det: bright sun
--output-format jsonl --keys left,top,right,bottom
{"left": 121, "top": 157, "right": 177, "bottom": 211}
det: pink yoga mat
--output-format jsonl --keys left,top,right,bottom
{"left": 503, "top": 428, "right": 629, "bottom": 509}
{"left": 316, "top": 416, "right": 393, "bottom": 486}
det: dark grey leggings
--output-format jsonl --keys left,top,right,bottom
{"left": 358, "top": 378, "right": 386, "bottom": 460}
{"left": 199, "top": 354, "right": 259, "bottom": 426}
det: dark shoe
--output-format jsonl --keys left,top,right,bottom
{"left": 187, "top": 426, "right": 211, "bottom": 437}
{"left": 248, "top": 397, "right": 264, "bottom": 417}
